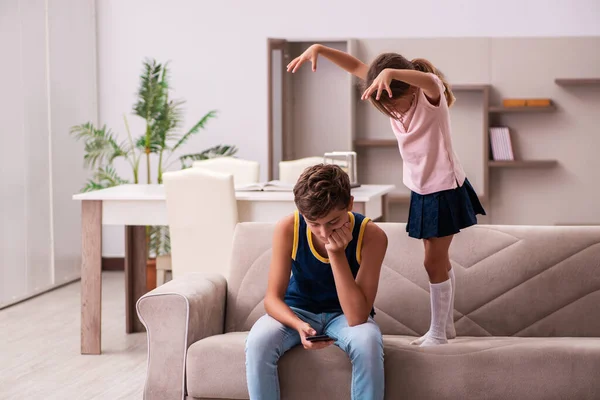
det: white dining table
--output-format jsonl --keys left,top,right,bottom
{"left": 72, "top": 183, "right": 394, "bottom": 354}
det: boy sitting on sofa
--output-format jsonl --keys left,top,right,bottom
{"left": 245, "top": 164, "right": 388, "bottom": 400}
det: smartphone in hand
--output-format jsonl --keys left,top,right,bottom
{"left": 305, "top": 334, "right": 332, "bottom": 342}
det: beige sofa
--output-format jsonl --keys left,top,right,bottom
{"left": 137, "top": 223, "right": 600, "bottom": 400}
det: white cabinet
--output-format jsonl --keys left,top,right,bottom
{"left": 0, "top": 0, "right": 96, "bottom": 308}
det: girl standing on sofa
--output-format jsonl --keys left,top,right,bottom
{"left": 287, "top": 45, "right": 486, "bottom": 347}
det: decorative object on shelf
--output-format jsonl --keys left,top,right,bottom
{"left": 525, "top": 99, "right": 552, "bottom": 107}
{"left": 502, "top": 98, "right": 553, "bottom": 108}
{"left": 489, "top": 127, "right": 514, "bottom": 161}
{"left": 502, "top": 99, "right": 527, "bottom": 107}
{"left": 323, "top": 151, "right": 360, "bottom": 188}
{"left": 71, "top": 59, "right": 237, "bottom": 267}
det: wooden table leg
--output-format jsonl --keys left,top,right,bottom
{"left": 125, "top": 225, "right": 147, "bottom": 333}
{"left": 382, "top": 194, "right": 389, "bottom": 222}
{"left": 81, "top": 200, "right": 102, "bottom": 355}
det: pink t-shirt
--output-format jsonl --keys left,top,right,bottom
{"left": 389, "top": 74, "right": 466, "bottom": 195}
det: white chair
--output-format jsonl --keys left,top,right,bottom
{"left": 278, "top": 156, "right": 325, "bottom": 184}
{"left": 193, "top": 157, "right": 260, "bottom": 186}
{"left": 155, "top": 254, "right": 172, "bottom": 287}
{"left": 163, "top": 168, "right": 238, "bottom": 281}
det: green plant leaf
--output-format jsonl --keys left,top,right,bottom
{"left": 133, "top": 59, "right": 166, "bottom": 122}
{"left": 70, "top": 123, "right": 128, "bottom": 169}
{"left": 135, "top": 135, "right": 162, "bottom": 153}
{"left": 154, "top": 98, "right": 184, "bottom": 148}
{"left": 171, "top": 110, "right": 218, "bottom": 153}
{"left": 82, "top": 181, "right": 108, "bottom": 192}
{"left": 150, "top": 62, "right": 182, "bottom": 148}
{"left": 178, "top": 145, "right": 238, "bottom": 169}
{"left": 148, "top": 225, "right": 170, "bottom": 257}
{"left": 81, "top": 165, "right": 129, "bottom": 192}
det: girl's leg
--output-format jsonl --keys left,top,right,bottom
{"left": 423, "top": 235, "right": 453, "bottom": 283}
{"left": 428, "top": 235, "right": 456, "bottom": 338}
{"left": 410, "top": 235, "right": 454, "bottom": 347}
{"left": 447, "top": 266, "right": 457, "bottom": 339}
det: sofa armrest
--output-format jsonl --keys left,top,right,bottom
{"left": 136, "top": 273, "right": 227, "bottom": 400}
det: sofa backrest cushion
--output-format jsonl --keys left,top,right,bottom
{"left": 225, "top": 222, "right": 600, "bottom": 337}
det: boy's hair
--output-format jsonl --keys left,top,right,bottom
{"left": 293, "top": 164, "right": 351, "bottom": 220}
{"left": 362, "top": 53, "right": 455, "bottom": 120}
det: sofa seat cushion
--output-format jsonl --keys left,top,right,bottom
{"left": 186, "top": 332, "right": 352, "bottom": 399}
{"left": 186, "top": 333, "right": 600, "bottom": 400}
{"left": 384, "top": 335, "right": 600, "bottom": 400}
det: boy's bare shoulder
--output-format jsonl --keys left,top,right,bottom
{"left": 274, "top": 213, "right": 296, "bottom": 239}
{"left": 363, "top": 221, "right": 388, "bottom": 249}
{"left": 276, "top": 213, "right": 295, "bottom": 228}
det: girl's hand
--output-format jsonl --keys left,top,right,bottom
{"left": 287, "top": 44, "right": 321, "bottom": 73}
{"left": 361, "top": 68, "right": 393, "bottom": 100}
{"left": 297, "top": 322, "right": 334, "bottom": 350}
{"left": 325, "top": 222, "right": 353, "bottom": 254}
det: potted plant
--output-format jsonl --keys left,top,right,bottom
{"left": 71, "top": 59, "right": 237, "bottom": 289}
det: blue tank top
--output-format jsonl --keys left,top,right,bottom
{"left": 284, "top": 211, "right": 375, "bottom": 317}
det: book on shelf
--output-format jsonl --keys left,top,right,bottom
{"left": 235, "top": 180, "right": 295, "bottom": 192}
{"left": 489, "top": 127, "right": 515, "bottom": 161}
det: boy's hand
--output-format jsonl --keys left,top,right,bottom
{"left": 325, "top": 222, "right": 353, "bottom": 254}
{"left": 297, "top": 321, "right": 334, "bottom": 350}
{"left": 361, "top": 68, "right": 394, "bottom": 100}
{"left": 287, "top": 44, "right": 321, "bottom": 73}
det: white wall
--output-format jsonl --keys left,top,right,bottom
{"left": 96, "top": 0, "right": 600, "bottom": 256}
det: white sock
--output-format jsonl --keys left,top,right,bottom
{"left": 420, "top": 279, "right": 452, "bottom": 347}
{"left": 447, "top": 268, "right": 457, "bottom": 339}
{"left": 410, "top": 279, "right": 451, "bottom": 347}
{"left": 411, "top": 272, "right": 456, "bottom": 345}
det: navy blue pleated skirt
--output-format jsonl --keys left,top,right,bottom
{"left": 406, "top": 178, "right": 486, "bottom": 239}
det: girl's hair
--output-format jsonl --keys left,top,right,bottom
{"left": 363, "top": 53, "right": 455, "bottom": 120}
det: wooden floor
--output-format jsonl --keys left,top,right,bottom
{"left": 0, "top": 272, "right": 146, "bottom": 399}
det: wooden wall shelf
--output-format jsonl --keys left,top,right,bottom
{"left": 488, "top": 160, "right": 558, "bottom": 168}
{"left": 489, "top": 105, "right": 556, "bottom": 113}
{"left": 354, "top": 139, "right": 397, "bottom": 147}
{"left": 555, "top": 78, "right": 600, "bottom": 86}
{"left": 452, "top": 84, "right": 491, "bottom": 91}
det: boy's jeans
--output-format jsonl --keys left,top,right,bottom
{"left": 245, "top": 307, "right": 384, "bottom": 400}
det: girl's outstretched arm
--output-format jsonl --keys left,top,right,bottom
{"left": 287, "top": 44, "right": 368, "bottom": 80}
